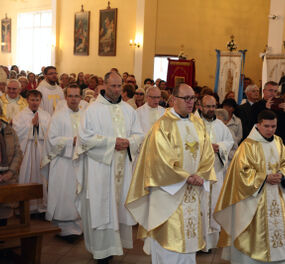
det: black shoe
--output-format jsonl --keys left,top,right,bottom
{"left": 97, "top": 256, "right": 113, "bottom": 264}
{"left": 56, "top": 234, "right": 83, "bottom": 244}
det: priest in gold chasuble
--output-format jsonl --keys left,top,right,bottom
{"left": 214, "top": 110, "right": 285, "bottom": 264}
{"left": 126, "top": 84, "right": 216, "bottom": 264}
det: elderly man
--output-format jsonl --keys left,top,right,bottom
{"left": 13, "top": 90, "right": 50, "bottom": 213}
{"left": 37, "top": 66, "right": 64, "bottom": 115}
{"left": 237, "top": 84, "right": 260, "bottom": 140}
{"left": 136, "top": 86, "right": 165, "bottom": 134}
{"left": 199, "top": 95, "right": 233, "bottom": 252}
{"left": 127, "top": 88, "right": 145, "bottom": 109}
{"left": 215, "top": 110, "right": 285, "bottom": 264}
{"left": 252, "top": 81, "right": 285, "bottom": 143}
{"left": 75, "top": 71, "right": 144, "bottom": 263}
{"left": 41, "top": 84, "right": 83, "bottom": 240}
{"left": 0, "top": 79, "right": 27, "bottom": 123}
{"left": 0, "top": 105, "right": 22, "bottom": 226}
{"left": 126, "top": 83, "right": 215, "bottom": 264}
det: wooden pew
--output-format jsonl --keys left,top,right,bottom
{"left": 0, "top": 183, "right": 60, "bottom": 264}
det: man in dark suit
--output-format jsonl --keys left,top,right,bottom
{"left": 236, "top": 84, "right": 260, "bottom": 141}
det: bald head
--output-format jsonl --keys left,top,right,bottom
{"left": 146, "top": 86, "right": 161, "bottom": 108}
{"left": 173, "top": 83, "right": 195, "bottom": 117}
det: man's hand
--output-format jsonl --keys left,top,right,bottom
{"left": 32, "top": 112, "right": 39, "bottom": 126}
{"left": 0, "top": 171, "right": 13, "bottom": 184}
{"left": 212, "top": 143, "right": 219, "bottom": 153}
{"left": 266, "top": 98, "right": 273, "bottom": 109}
{"left": 187, "top": 174, "right": 204, "bottom": 186}
{"left": 266, "top": 173, "right": 282, "bottom": 185}
{"left": 115, "top": 138, "right": 129, "bottom": 151}
{"left": 73, "top": 136, "right": 77, "bottom": 146}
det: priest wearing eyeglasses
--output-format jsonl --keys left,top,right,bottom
{"left": 126, "top": 83, "right": 216, "bottom": 264}
{"left": 136, "top": 86, "right": 165, "bottom": 135}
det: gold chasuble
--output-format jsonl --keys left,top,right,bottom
{"left": 0, "top": 94, "right": 27, "bottom": 123}
{"left": 214, "top": 127, "right": 285, "bottom": 263}
{"left": 126, "top": 109, "right": 216, "bottom": 253}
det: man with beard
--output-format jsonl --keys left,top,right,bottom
{"left": 198, "top": 95, "right": 233, "bottom": 252}
{"left": 75, "top": 72, "right": 144, "bottom": 263}
{"left": 37, "top": 66, "right": 64, "bottom": 115}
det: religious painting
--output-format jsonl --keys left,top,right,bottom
{"left": 74, "top": 11, "right": 90, "bottom": 56}
{"left": 1, "top": 18, "right": 11, "bottom": 53}
{"left": 98, "top": 8, "right": 117, "bottom": 56}
{"left": 174, "top": 76, "right": 185, "bottom": 88}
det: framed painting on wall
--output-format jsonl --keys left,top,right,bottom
{"left": 74, "top": 10, "right": 90, "bottom": 56}
{"left": 98, "top": 7, "right": 117, "bottom": 56}
{"left": 1, "top": 17, "right": 11, "bottom": 53}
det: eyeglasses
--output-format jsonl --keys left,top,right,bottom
{"left": 175, "top": 95, "right": 197, "bottom": 102}
{"left": 135, "top": 93, "right": 144, "bottom": 96}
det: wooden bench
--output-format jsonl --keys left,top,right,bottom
{"left": 0, "top": 183, "right": 60, "bottom": 264}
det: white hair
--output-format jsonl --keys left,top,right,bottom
{"left": 146, "top": 86, "right": 161, "bottom": 96}
{"left": 215, "top": 109, "right": 229, "bottom": 122}
{"left": 6, "top": 79, "right": 21, "bottom": 92}
{"left": 245, "top": 84, "right": 258, "bottom": 94}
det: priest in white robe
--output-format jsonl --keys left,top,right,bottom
{"left": 136, "top": 86, "right": 165, "bottom": 135}
{"left": 41, "top": 85, "right": 83, "bottom": 240}
{"left": 37, "top": 66, "right": 64, "bottom": 115}
{"left": 198, "top": 95, "right": 233, "bottom": 251}
{"left": 214, "top": 110, "right": 285, "bottom": 264}
{"left": 0, "top": 79, "right": 27, "bottom": 123}
{"left": 75, "top": 72, "right": 144, "bottom": 263}
{"left": 13, "top": 90, "right": 50, "bottom": 213}
{"left": 126, "top": 84, "right": 216, "bottom": 264}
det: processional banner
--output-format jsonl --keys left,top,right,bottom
{"left": 166, "top": 59, "right": 195, "bottom": 88}
{"left": 262, "top": 54, "right": 285, "bottom": 88}
{"left": 214, "top": 50, "right": 246, "bottom": 104}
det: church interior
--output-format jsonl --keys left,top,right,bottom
{"left": 0, "top": 0, "right": 285, "bottom": 264}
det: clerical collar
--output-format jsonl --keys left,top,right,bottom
{"left": 100, "top": 90, "right": 122, "bottom": 104}
{"left": 255, "top": 127, "right": 274, "bottom": 142}
{"left": 171, "top": 108, "right": 189, "bottom": 119}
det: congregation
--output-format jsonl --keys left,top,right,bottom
{"left": 0, "top": 64, "right": 285, "bottom": 264}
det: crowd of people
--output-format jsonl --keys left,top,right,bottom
{"left": 0, "top": 64, "right": 284, "bottom": 264}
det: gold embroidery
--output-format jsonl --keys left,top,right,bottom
{"left": 186, "top": 218, "right": 196, "bottom": 238}
{"left": 185, "top": 141, "right": 198, "bottom": 159}
{"left": 268, "top": 162, "right": 279, "bottom": 174}
{"left": 184, "top": 185, "right": 197, "bottom": 203}
{"left": 271, "top": 230, "right": 283, "bottom": 248}
{"left": 270, "top": 200, "right": 280, "bottom": 217}
{"left": 47, "top": 94, "right": 60, "bottom": 110}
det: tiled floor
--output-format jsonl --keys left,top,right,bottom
{"left": 0, "top": 220, "right": 230, "bottom": 264}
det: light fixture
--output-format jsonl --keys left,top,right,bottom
{"left": 129, "top": 39, "right": 140, "bottom": 48}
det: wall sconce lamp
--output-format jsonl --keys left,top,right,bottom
{"left": 129, "top": 39, "right": 140, "bottom": 48}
